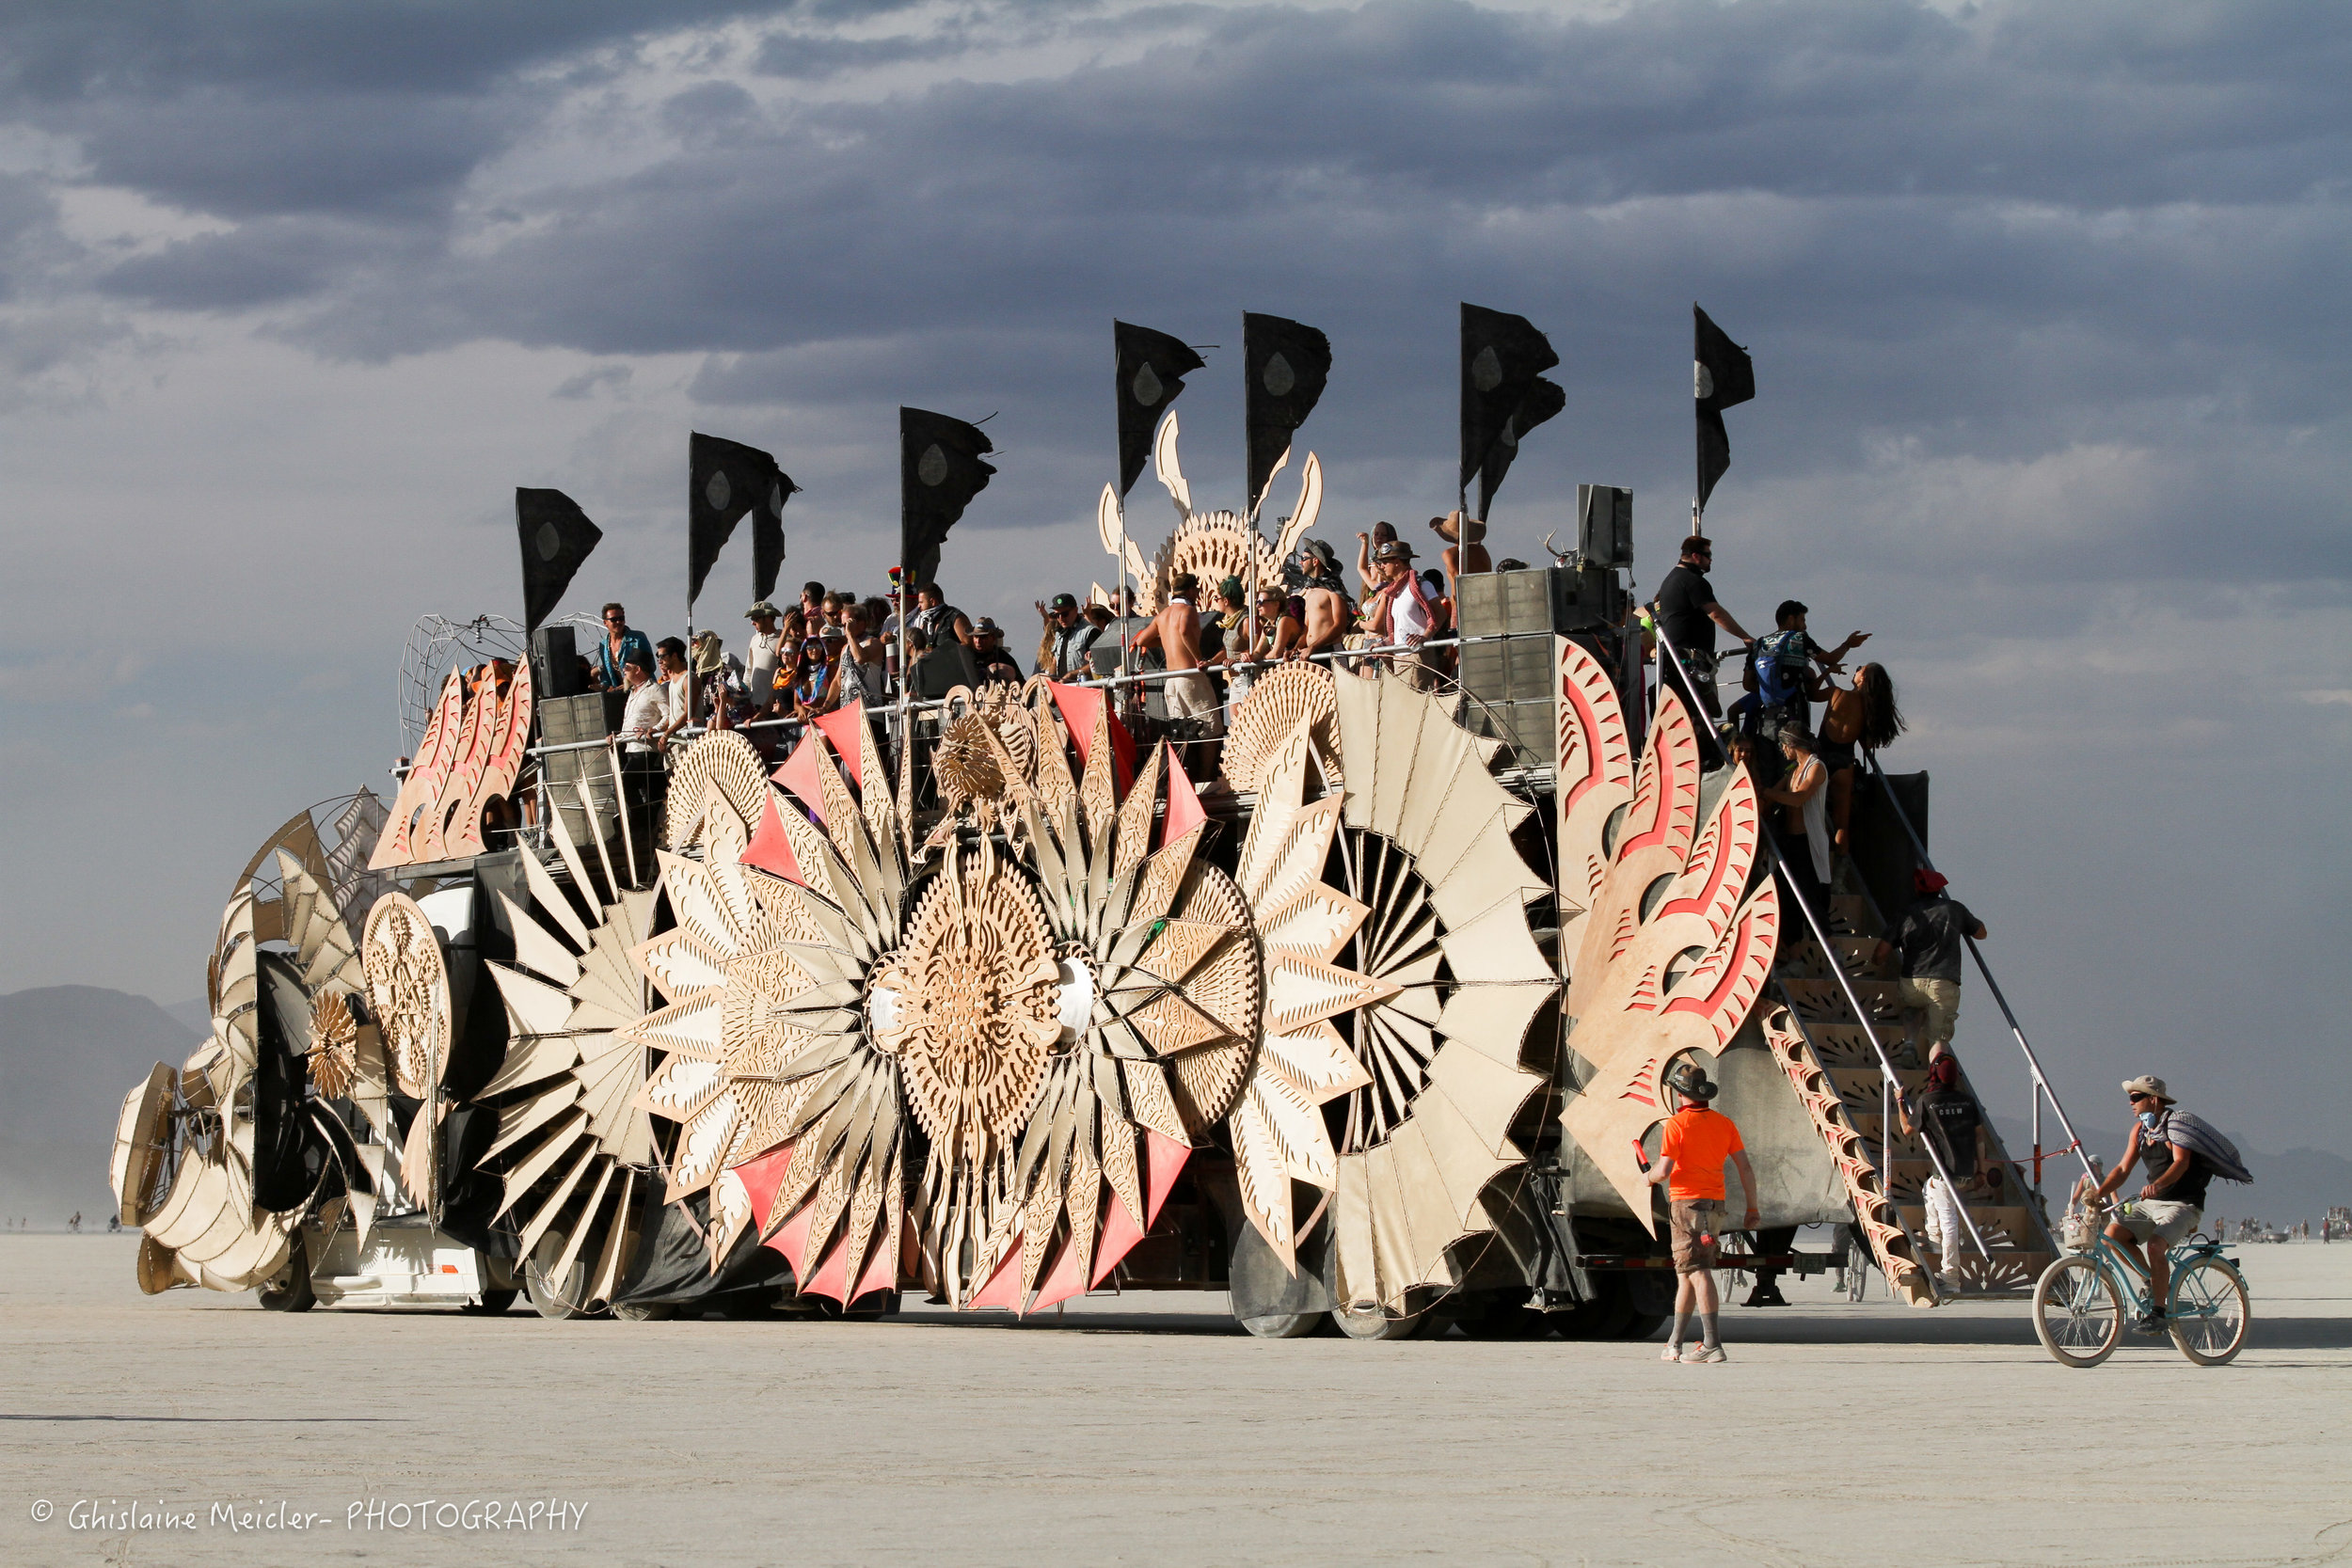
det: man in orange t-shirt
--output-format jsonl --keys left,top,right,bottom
{"left": 1643, "top": 1062, "right": 1760, "bottom": 1365}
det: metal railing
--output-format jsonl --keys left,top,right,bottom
{"left": 1769, "top": 851, "right": 1993, "bottom": 1263}
{"left": 1865, "top": 755, "right": 2101, "bottom": 1197}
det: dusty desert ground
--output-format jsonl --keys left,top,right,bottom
{"left": 4, "top": 1232, "right": 2348, "bottom": 1568}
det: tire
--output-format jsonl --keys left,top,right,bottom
{"left": 1615, "top": 1311, "right": 1669, "bottom": 1341}
{"left": 2031, "top": 1255, "right": 2122, "bottom": 1368}
{"left": 2167, "top": 1258, "right": 2250, "bottom": 1367}
{"left": 257, "top": 1235, "right": 316, "bottom": 1314}
{"left": 1454, "top": 1292, "right": 1552, "bottom": 1341}
{"left": 524, "top": 1230, "right": 596, "bottom": 1321}
{"left": 1240, "top": 1311, "right": 1329, "bottom": 1339}
{"left": 1555, "top": 1274, "right": 1637, "bottom": 1341}
{"left": 612, "top": 1301, "right": 676, "bottom": 1322}
{"left": 1333, "top": 1304, "right": 1425, "bottom": 1341}
{"left": 462, "top": 1289, "right": 517, "bottom": 1316}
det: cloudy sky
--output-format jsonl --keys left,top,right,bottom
{"left": 1, "top": 0, "right": 2344, "bottom": 1155}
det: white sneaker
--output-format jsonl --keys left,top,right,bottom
{"left": 1661, "top": 1343, "right": 1683, "bottom": 1362}
{"left": 1680, "top": 1344, "right": 1727, "bottom": 1364}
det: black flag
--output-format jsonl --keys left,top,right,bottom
{"left": 751, "top": 469, "right": 798, "bottom": 604}
{"left": 688, "top": 431, "right": 784, "bottom": 609}
{"left": 899, "top": 407, "right": 996, "bottom": 588}
{"left": 1114, "top": 321, "right": 1205, "bottom": 499}
{"left": 1460, "top": 302, "right": 1561, "bottom": 496}
{"left": 515, "top": 487, "right": 603, "bottom": 634}
{"left": 1476, "top": 378, "right": 1567, "bottom": 521}
{"left": 1243, "top": 311, "right": 1332, "bottom": 516}
{"left": 1693, "top": 304, "right": 1755, "bottom": 514}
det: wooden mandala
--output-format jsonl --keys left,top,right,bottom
{"left": 307, "top": 991, "right": 358, "bottom": 1101}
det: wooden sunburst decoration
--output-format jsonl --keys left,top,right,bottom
{"left": 362, "top": 891, "right": 453, "bottom": 1214}
{"left": 930, "top": 683, "right": 1045, "bottom": 832}
{"left": 1220, "top": 661, "right": 1342, "bottom": 796}
{"left": 307, "top": 991, "right": 358, "bottom": 1100}
{"left": 961, "top": 684, "right": 1263, "bottom": 1313}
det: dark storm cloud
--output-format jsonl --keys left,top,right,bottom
{"left": 25, "top": 0, "right": 2352, "bottom": 594}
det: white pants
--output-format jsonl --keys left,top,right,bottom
{"left": 1923, "top": 1175, "right": 1964, "bottom": 1270}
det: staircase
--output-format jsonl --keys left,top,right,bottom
{"left": 1762, "top": 885, "right": 2058, "bottom": 1306}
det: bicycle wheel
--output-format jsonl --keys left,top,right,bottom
{"left": 2167, "top": 1258, "right": 2250, "bottom": 1367}
{"left": 2031, "top": 1255, "right": 2122, "bottom": 1368}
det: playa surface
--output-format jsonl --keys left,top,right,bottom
{"left": 5, "top": 1233, "right": 2348, "bottom": 1567}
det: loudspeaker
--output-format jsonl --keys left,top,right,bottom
{"left": 531, "top": 626, "right": 583, "bottom": 700}
{"left": 540, "top": 689, "right": 627, "bottom": 745}
{"left": 1577, "top": 484, "right": 1633, "bottom": 569}
{"left": 1457, "top": 566, "right": 1624, "bottom": 641}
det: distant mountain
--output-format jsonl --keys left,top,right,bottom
{"left": 1994, "top": 1116, "right": 2351, "bottom": 1230}
{"left": 164, "top": 996, "right": 213, "bottom": 1037}
{"left": 0, "top": 987, "right": 200, "bottom": 1227}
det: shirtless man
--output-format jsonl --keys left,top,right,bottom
{"left": 1133, "top": 574, "right": 1221, "bottom": 757}
{"left": 1295, "top": 541, "right": 1350, "bottom": 662}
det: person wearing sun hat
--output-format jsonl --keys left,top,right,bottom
{"left": 1428, "top": 510, "right": 1491, "bottom": 584}
{"left": 2085, "top": 1075, "right": 2251, "bottom": 1333}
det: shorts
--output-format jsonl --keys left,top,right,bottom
{"left": 1162, "top": 671, "right": 1223, "bottom": 732}
{"left": 2115, "top": 1199, "right": 2200, "bottom": 1246}
{"left": 1816, "top": 736, "right": 1857, "bottom": 770}
{"left": 1897, "top": 977, "right": 1960, "bottom": 1048}
{"left": 1669, "top": 1198, "right": 1726, "bottom": 1274}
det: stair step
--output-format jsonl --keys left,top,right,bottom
{"left": 1918, "top": 1247, "right": 2054, "bottom": 1297}
{"left": 1896, "top": 1204, "right": 2046, "bottom": 1251}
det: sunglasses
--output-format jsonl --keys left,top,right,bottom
{"left": 2128, "top": 1093, "right": 2154, "bottom": 1103}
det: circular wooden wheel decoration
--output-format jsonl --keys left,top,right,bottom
{"left": 1140, "top": 510, "right": 1282, "bottom": 614}
{"left": 1221, "top": 662, "right": 1341, "bottom": 796}
{"left": 870, "top": 847, "right": 1062, "bottom": 1165}
{"left": 363, "top": 893, "right": 449, "bottom": 1101}
{"left": 307, "top": 991, "right": 358, "bottom": 1100}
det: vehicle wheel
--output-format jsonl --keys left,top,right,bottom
{"left": 612, "top": 1301, "right": 676, "bottom": 1322}
{"left": 1614, "top": 1311, "right": 1669, "bottom": 1341}
{"left": 1554, "top": 1275, "right": 1636, "bottom": 1341}
{"left": 1332, "top": 1305, "right": 1424, "bottom": 1341}
{"left": 2031, "top": 1255, "right": 2122, "bottom": 1368}
{"left": 2167, "top": 1258, "right": 2250, "bottom": 1367}
{"left": 1454, "top": 1292, "right": 1552, "bottom": 1340}
{"left": 1240, "top": 1311, "right": 1329, "bottom": 1339}
{"left": 258, "top": 1236, "right": 316, "bottom": 1313}
{"left": 524, "top": 1230, "right": 595, "bottom": 1321}
{"left": 462, "top": 1289, "right": 517, "bottom": 1316}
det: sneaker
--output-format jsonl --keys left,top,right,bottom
{"left": 1680, "top": 1344, "right": 1727, "bottom": 1364}
{"left": 1661, "top": 1343, "right": 1683, "bottom": 1362}
{"left": 2131, "top": 1312, "right": 2168, "bottom": 1337}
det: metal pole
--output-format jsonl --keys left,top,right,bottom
{"left": 1649, "top": 621, "right": 1729, "bottom": 768}
{"left": 1864, "top": 755, "right": 2100, "bottom": 1190}
{"left": 1773, "top": 855, "right": 1992, "bottom": 1262}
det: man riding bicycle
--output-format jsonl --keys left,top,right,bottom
{"left": 2083, "top": 1076, "right": 2249, "bottom": 1335}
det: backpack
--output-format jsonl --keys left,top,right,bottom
{"left": 1753, "top": 628, "right": 1811, "bottom": 710}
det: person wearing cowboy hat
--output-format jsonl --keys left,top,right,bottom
{"left": 1364, "top": 538, "right": 1438, "bottom": 687}
{"left": 1873, "top": 868, "right": 1987, "bottom": 1058}
{"left": 1643, "top": 1061, "right": 1759, "bottom": 1364}
{"left": 2084, "top": 1076, "right": 2226, "bottom": 1333}
{"left": 1429, "top": 511, "right": 1491, "bottom": 585}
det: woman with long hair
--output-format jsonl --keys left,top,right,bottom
{"left": 1821, "top": 662, "right": 1906, "bottom": 851}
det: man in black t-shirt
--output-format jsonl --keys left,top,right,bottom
{"left": 1872, "top": 868, "right": 1988, "bottom": 1056}
{"left": 1652, "top": 535, "right": 1754, "bottom": 732}
{"left": 1899, "top": 1051, "right": 1994, "bottom": 1290}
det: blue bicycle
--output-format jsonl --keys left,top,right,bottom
{"left": 2031, "top": 1205, "right": 2250, "bottom": 1367}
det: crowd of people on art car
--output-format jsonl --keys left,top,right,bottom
{"left": 570, "top": 508, "right": 1536, "bottom": 773}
